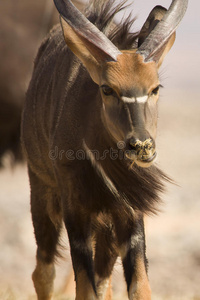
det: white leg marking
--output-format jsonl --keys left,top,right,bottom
{"left": 95, "top": 274, "right": 110, "bottom": 300}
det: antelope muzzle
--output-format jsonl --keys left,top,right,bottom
{"left": 126, "top": 138, "right": 157, "bottom": 168}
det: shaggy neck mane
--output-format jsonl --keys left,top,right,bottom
{"left": 84, "top": 126, "right": 171, "bottom": 216}
{"left": 82, "top": 0, "right": 171, "bottom": 215}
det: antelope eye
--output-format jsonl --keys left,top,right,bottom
{"left": 101, "top": 85, "right": 114, "bottom": 96}
{"left": 151, "top": 86, "right": 160, "bottom": 96}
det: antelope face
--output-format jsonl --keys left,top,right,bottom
{"left": 55, "top": 0, "right": 188, "bottom": 168}
{"left": 100, "top": 51, "right": 159, "bottom": 167}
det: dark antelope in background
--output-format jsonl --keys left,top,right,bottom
{"left": 21, "top": 0, "right": 188, "bottom": 299}
{"left": 0, "top": 0, "right": 83, "bottom": 165}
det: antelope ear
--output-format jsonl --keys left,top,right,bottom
{"left": 54, "top": 0, "right": 122, "bottom": 84}
{"left": 60, "top": 17, "right": 101, "bottom": 84}
{"left": 138, "top": 6, "right": 176, "bottom": 68}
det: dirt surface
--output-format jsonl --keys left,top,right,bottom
{"left": 0, "top": 91, "right": 200, "bottom": 300}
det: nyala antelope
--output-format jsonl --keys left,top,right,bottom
{"left": 21, "top": 0, "right": 187, "bottom": 299}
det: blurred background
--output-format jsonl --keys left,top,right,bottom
{"left": 0, "top": 0, "right": 199, "bottom": 299}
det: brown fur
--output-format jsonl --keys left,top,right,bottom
{"left": 32, "top": 259, "right": 55, "bottom": 300}
{"left": 21, "top": 0, "right": 185, "bottom": 299}
{"left": 76, "top": 270, "right": 97, "bottom": 300}
{"left": 100, "top": 51, "right": 159, "bottom": 94}
{"left": 128, "top": 256, "right": 151, "bottom": 300}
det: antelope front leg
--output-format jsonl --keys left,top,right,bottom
{"left": 127, "top": 256, "right": 151, "bottom": 300}
{"left": 114, "top": 213, "right": 151, "bottom": 300}
{"left": 29, "top": 169, "right": 62, "bottom": 300}
{"left": 63, "top": 207, "right": 97, "bottom": 300}
{"left": 94, "top": 218, "right": 118, "bottom": 300}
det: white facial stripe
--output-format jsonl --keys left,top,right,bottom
{"left": 122, "top": 96, "right": 136, "bottom": 103}
{"left": 136, "top": 95, "right": 148, "bottom": 103}
{"left": 122, "top": 95, "right": 148, "bottom": 104}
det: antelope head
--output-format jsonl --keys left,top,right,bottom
{"left": 54, "top": 0, "right": 188, "bottom": 168}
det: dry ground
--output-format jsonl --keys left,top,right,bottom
{"left": 0, "top": 92, "right": 200, "bottom": 299}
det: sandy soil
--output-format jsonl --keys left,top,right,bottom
{"left": 0, "top": 93, "right": 200, "bottom": 300}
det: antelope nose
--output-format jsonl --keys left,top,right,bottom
{"left": 128, "top": 138, "right": 157, "bottom": 164}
